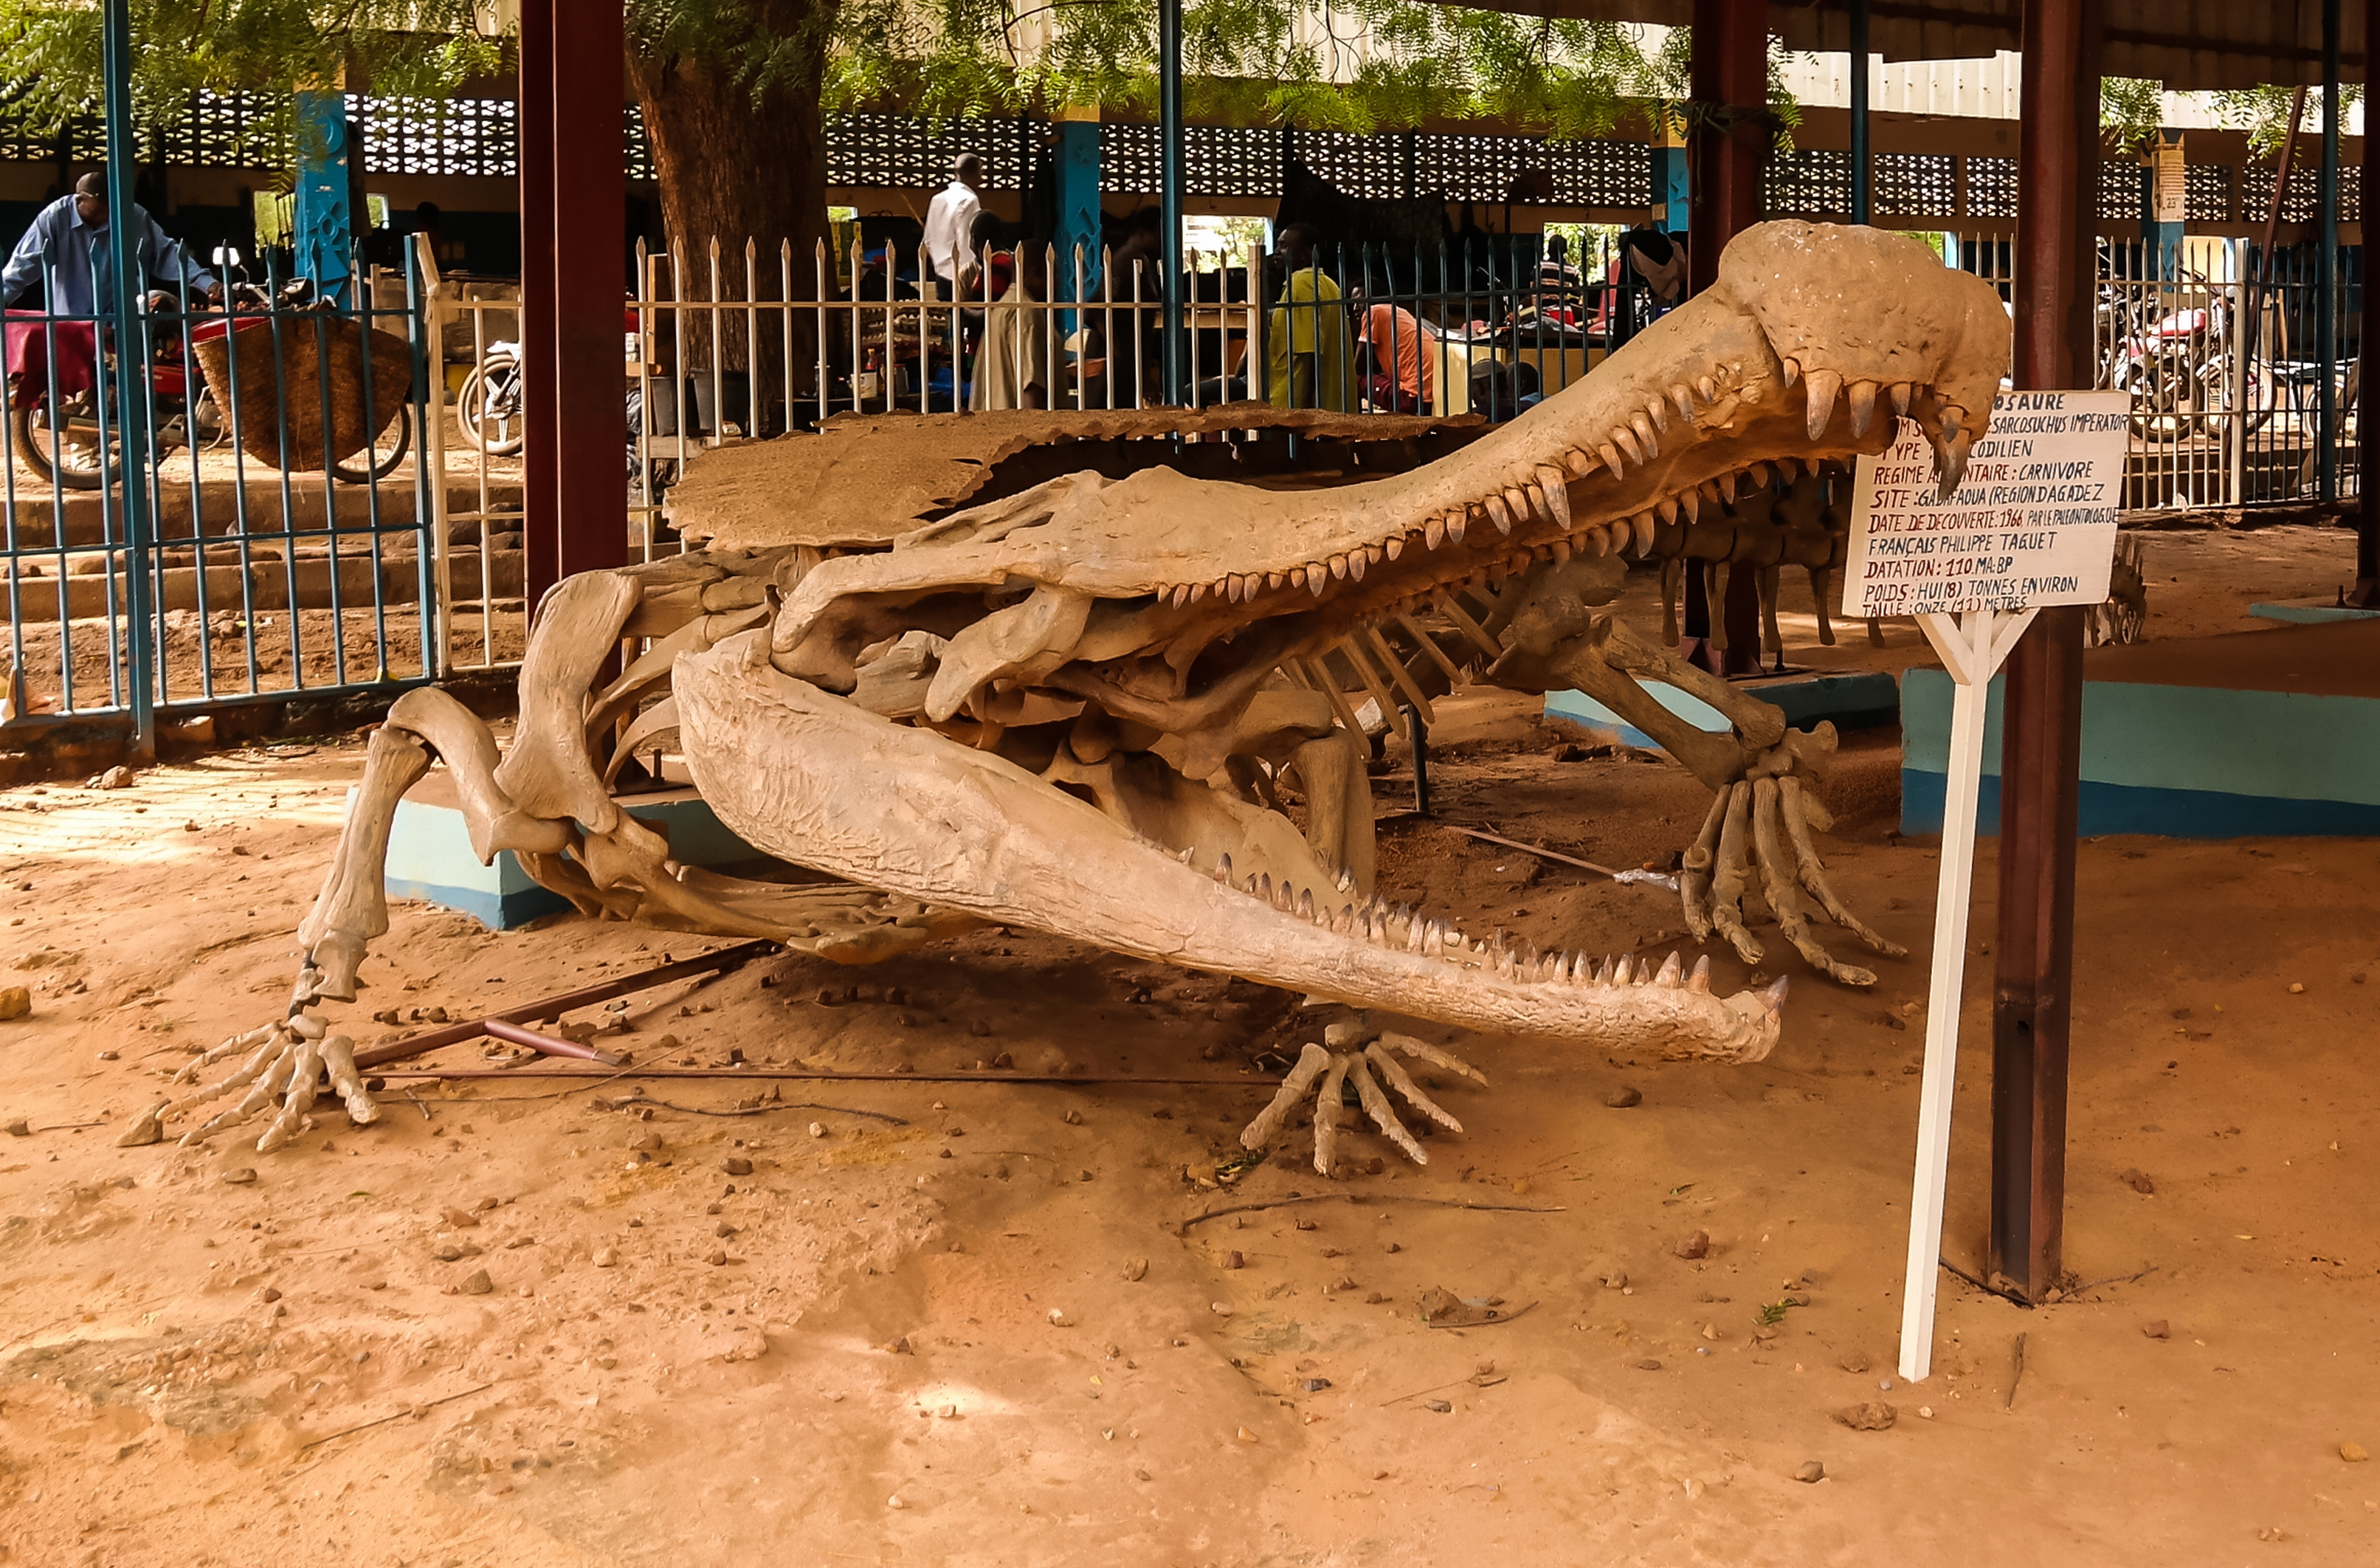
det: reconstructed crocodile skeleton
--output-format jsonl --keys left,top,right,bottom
{"left": 139, "top": 223, "right": 2007, "bottom": 1172}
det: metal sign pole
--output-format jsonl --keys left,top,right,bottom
{"left": 100, "top": 0, "right": 156, "bottom": 761}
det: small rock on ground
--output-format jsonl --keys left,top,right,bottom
{"left": 1675, "top": 1230, "right": 1709, "bottom": 1260}
{"left": 1793, "top": 1460, "right": 1825, "bottom": 1483}
{"left": 1835, "top": 1402, "right": 1897, "bottom": 1431}
{"left": 1603, "top": 1085, "right": 1643, "bottom": 1108}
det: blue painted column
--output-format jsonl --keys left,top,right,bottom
{"left": 292, "top": 89, "right": 353, "bottom": 302}
{"left": 1054, "top": 111, "right": 1103, "bottom": 311}
{"left": 1651, "top": 110, "right": 1689, "bottom": 233}
{"left": 100, "top": 0, "right": 156, "bottom": 760}
{"left": 2142, "top": 131, "right": 2184, "bottom": 279}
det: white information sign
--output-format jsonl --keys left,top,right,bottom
{"left": 1860, "top": 390, "right": 2126, "bottom": 1387}
{"left": 1843, "top": 390, "right": 2129, "bottom": 621}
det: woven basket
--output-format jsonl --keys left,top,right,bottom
{"left": 190, "top": 315, "right": 413, "bottom": 472}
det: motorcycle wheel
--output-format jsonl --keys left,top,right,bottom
{"left": 7, "top": 396, "right": 113, "bottom": 490}
{"left": 455, "top": 361, "right": 525, "bottom": 457}
{"left": 331, "top": 401, "right": 412, "bottom": 486}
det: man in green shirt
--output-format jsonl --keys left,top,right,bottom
{"left": 1265, "top": 223, "right": 1353, "bottom": 411}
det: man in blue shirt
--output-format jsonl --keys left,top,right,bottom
{"left": 1, "top": 170, "right": 220, "bottom": 317}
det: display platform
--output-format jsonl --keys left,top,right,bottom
{"left": 1902, "top": 618, "right": 2380, "bottom": 837}
{"left": 382, "top": 774, "right": 756, "bottom": 928}
{"left": 1545, "top": 669, "right": 1900, "bottom": 750}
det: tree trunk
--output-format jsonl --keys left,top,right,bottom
{"left": 627, "top": 1, "right": 834, "bottom": 419}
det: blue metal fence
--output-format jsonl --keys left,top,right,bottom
{"left": 1, "top": 244, "right": 438, "bottom": 742}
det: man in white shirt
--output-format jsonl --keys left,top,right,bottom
{"left": 921, "top": 154, "right": 983, "bottom": 294}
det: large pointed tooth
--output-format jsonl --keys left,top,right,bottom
{"left": 1550, "top": 537, "right": 1572, "bottom": 565}
{"left": 1655, "top": 951, "right": 1683, "bottom": 987}
{"left": 1331, "top": 906, "right": 1352, "bottom": 934}
{"left": 1297, "top": 888, "right": 1314, "bottom": 920}
{"left": 1846, "top": 379, "right": 1880, "bottom": 436}
{"left": 1717, "top": 469, "right": 1739, "bottom": 503}
{"left": 1308, "top": 565, "right": 1329, "bottom": 597}
{"left": 1780, "top": 356, "right": 1801, "bottom": 388}
{"left": 1939, "top": 426, "right": 1974, "bottom": 500}
{"left": 1336, "top": 866, "right": 1355, "bottom": 892}
{"left": 1257, "top": 872, "right": 1272, "bottom": 903}
{"left": 1643, "top": 396, "right": 1669, "bottom": 433}
{"left": 1631, "top": 512, "right": 1655, "bottom": 553}
{"left": 1655, "top": 496, "right": 1679, "bottom": 526}
{"left": 1169, "top": 583, "right": 1190, "bottom": 608}
{"left": 1446, "top": 510, "right": 1466, "bottom": 544}
{"left": 1672, "top": 384, "right": 1695, "bottom": 421}
{"left": 1579, "top": 524, "right": 1607, "bottom": 557}
{"left": 1804, "top": 368, "right": 1843, "bottom": 440}
{"left": 1289, "top": 567, "right": 1307, "bottom": 588}
{"left": 1483, "top": 493, "right": 1512, "bottom": 534}
{"left": 1890, "top": 380, "right": 1913, "bottom": 415}
{"left": 1325, "top": 554, "right": 1345, "bottom": 581}
{"left": 1215, "top": 853, "right": 1233, "bottom": 885}
{"left": 1598, "top": 441, "right": 1625, "bottom": 477}
{"left": 1595, "top": 956, "right": 1615, "bottom": 986}
{"left": 1539, "top": 474, "right": 1570, "bottom": 527}
{"left": 1384, "top": 535, "right": 1404, "bottom": 561}
{"left": 1696, "top": 374, "right": 1717, "bottom": 403}
{"left": 1424, "top": 515, "right": 1446, "bottom": 550}
{"left": 1407, "top": 918, "right": 1426, "bottom": 954}
{"left": 1748, "top": 460, "right": 1772, "bottom": 488}
{"left": 1776, "top": 455, "right": 1799, "bottom": 483}
{"left": 1275, "top": 883, "right": 1294, "bottom": 913}
{"left": 1687, "top": 955, "right": 1711, "bottom": 993}
{"left": 1762, "top": 975, "right": 1790, "bottom": 1013}
{"left": 1611, "top": 426, "right": 1643, "bottom": 465}
{"left": 1422, "top": 924, "right": 1443, "bottom": 958}
{"left": 1612, "top": 954, "right": 1634, "bottom": 985}
{"left": 1266, "top": 570, "right": 1285, "bottom": 591}
{"left": 1189, "top": 581, "right": 1209, "bottom": 603}
{"left": 1629, "top": 412, "right": 1660, "bottom": 457}
{"left": 1348, "top": 549, "right": 1367, "bottom": 581}
{"left": 1680, "top": 488, "right": 1700, "bottom": 523}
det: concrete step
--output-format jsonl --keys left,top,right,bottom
{"left": 1, "top": 547, "right": 522, "bottom": 622}
{"left": 1, "top": 470, "right": 522, "bottom": 548}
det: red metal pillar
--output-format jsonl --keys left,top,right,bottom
{"left": 1990, "top": 0, "right": 2100, "bottom": 1302}
{"left": 1689, "top": 0, "right": 1770, "bottom": 669}
{"left": 2356, "top": 0, "right": 2380, "bottom": 606}
{"left": 520, "top": 0, "right": 627, "bottom": 613}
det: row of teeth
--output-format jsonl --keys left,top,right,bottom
{"left": 1158, "top": 842, "right": 1717, "bottom": 992}
{"left": 1156, "top": 365, "right": 1950, "bottom": 611}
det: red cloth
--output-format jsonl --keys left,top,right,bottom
{"left": 4, "top": 309, "right": 98, "bottom": 398}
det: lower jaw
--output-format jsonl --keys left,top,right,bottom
{"left": 677, "top": 636, "right": 1781, "bottom": 1060}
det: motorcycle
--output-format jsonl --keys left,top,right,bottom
{"left": 4, "top": 279, "right": 410, "bottom": 489}
{"left": 2101, "top": 276, "right": 2277, "bottom": 441}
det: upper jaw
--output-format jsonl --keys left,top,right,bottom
{"left": 767, "top": 222, "right": 2010, "bottom": 651}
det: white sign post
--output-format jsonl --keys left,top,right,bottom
{"left": 1842, "top": 390, "right": 2128, "bottom": 1384}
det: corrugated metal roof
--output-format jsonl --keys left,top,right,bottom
{"left": 1476, "top": 1, "right": 2367, "bottom": 89}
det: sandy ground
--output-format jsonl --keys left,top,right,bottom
{"left": 2, "top": 524, "right": 2378, "bottom": 1567}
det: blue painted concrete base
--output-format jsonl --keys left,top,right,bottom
{"left": 1900, "top": 624, "right": 2380, "bottom": 837}
{"left": 2249, "top": 601, "right": 2380, "bottom": 625}
{"left": 384, "top": 777, "right": 758, "bottom": 929}
{"left": 1901, "top": 769, "right": 2380, "bottom": 839}
{"left": 1546, "top": 670, "right": 1900, "bottom": 750}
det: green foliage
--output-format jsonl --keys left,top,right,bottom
{"left": 0, "top": 1, "right": 1803, "bottom": 164}
{"left": 2213, "top": 83, "right": 2362, "bottom": 161}
{"left": 2100, "top": 76, "right": 2164, "bottom": 156}
{"left": 1756, "top": 1297, "right": 1792, "bottom": 1327}
{"left": 0, "top": 1, "right": 503, "bottom": 152}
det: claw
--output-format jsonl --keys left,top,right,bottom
{"left": 1762, "top": 975, "right": 1790, "bottom": 1013}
